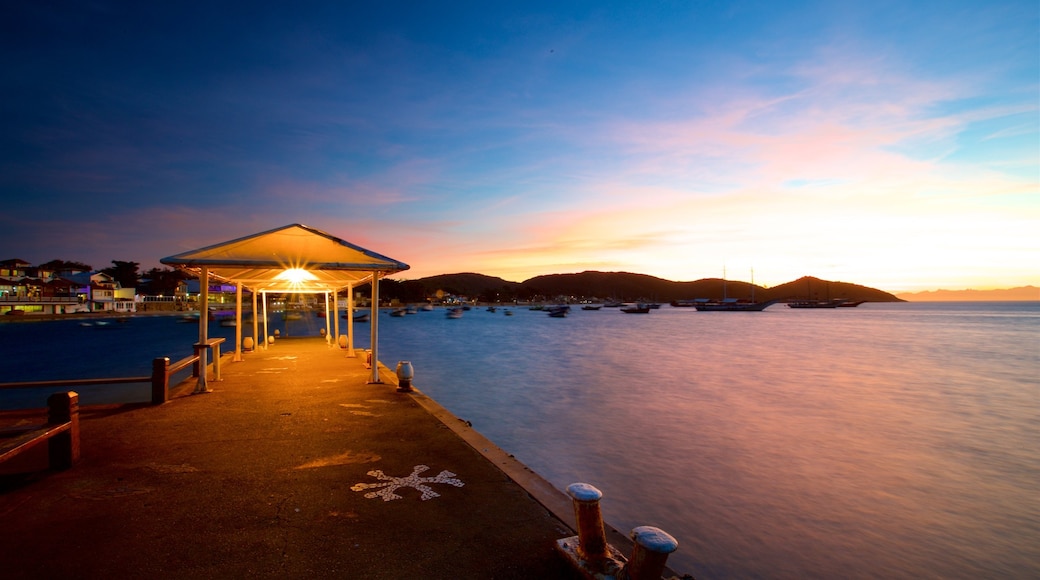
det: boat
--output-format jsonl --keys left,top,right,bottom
{"left": 837, "top": 300, "right": 866, "bottom": 307}
{"left": 684, "top": 267, "right": 777, "bottom": 312}
{"left": 284, "top": 311, "right": 303, "bottom": 321}
{"left": 786, "top": 299, "right": 846, "bottom": 309}
{"left": 389, "top": 308, "right": 407, "bottom": 317}
{"left": 446, "top": 307, "right": 463, "bottom": 319}
{"left": 486, "top": 306, "right": 497, "bottom": 313}
{"left": 581, "top": 305, "right": 602, "bottom": 311}
{"left": 503, "top": 309, "right": 514, "bottom": 316}
{"left": 421, "top": 303, "right": 434, "bottom": 312}
{"left": 692, "top": 298, "right": 780, "bottom": 312}
{"left": 547, "top": 305, "right": 570, "bottom": 318}
{"left": 788, "top": 278, "right": 846, "bottom": 308}
{"left": 219, "top": 318, "right": 237, "bottom": 327}
{"left": 620, "top": 303, "right": 651, "bottom": 314}
{"left": 343, "top": 312, "right": 370, "bottom": 322}
{"left": 603, "top": 301, "right": 623, "bottom": 308}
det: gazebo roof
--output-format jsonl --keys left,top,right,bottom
{"left": 160, "top": 224, "right": 409, "bottom": 293}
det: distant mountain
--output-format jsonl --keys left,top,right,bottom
{"left": 895, "top": 286, "right": 1039, "bottom": 301}
{"left": 406, "top": 271, "right": 903, "bottom": 303}
{"left": 413, "top": 272, "right": 520, "bottom": 298}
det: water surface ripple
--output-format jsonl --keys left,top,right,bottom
{"left": 2, "top": 302, "right": 1037, "bottom": 578}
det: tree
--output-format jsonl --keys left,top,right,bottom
{"left": 39, "top": 259, "right": 93, "bottom": 273}
{"left": 140, "top": 267, "right": 188, "bottom": 296}
{"left": 102, "top": 260, "right": 141, "bottom": 289}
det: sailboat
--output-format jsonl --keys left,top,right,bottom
{"left": 786, "top": 278, "right": 846, "bottom": 308}
{"left": 693, "top": 268, "right": 778, "bottom": 312}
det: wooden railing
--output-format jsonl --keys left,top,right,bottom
{"left": 1, "top": 338, "right": 227, "bottom": 407}
{"left": 0, "top": 391, "right": 80, "bottom": 470}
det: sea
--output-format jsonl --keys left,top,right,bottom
{"left": 2, "top": 301, "right": 1038, "bottom": 579}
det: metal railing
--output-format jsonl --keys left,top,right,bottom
{"left": 0, "top": 339, "right": 226, "bottom": 407}
{"left": 0, "top": 391, "right": 80, "bottom": 470}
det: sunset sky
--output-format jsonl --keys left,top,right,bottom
{"left": 2, "top": 1, "right": 1037, "bottom": 292}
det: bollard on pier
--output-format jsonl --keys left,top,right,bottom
{"left": 555, "top": 482, "right": 684, "bottom": 580}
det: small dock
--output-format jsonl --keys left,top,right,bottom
{"left": 0, "top": 338, "right": 580, "bottom": 578}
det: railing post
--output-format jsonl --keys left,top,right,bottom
{"left": 621, "top": 526, "right": 679, "bottom": 580}
{"left": 151, "top": 357, "right": 170, "bottom": 405}
{"left": 212, "top": 341, "right": 222, "bottom": 381}
{"left": 192, "top": 346, "right": 201, "bottom": 378}
{"left": 47, "top": 391, "right": 79, "bottom": 470}
{"left": 567, "top": 483, "right": 609, "bottom": 567}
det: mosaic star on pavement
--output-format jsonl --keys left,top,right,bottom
{"left": 351, "top": 464, "right": 464, "bottom": 501}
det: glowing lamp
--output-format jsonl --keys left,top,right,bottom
{"left": 276, "top": 268, "right": 317, "bottom": 284}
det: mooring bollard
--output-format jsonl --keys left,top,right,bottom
{"left": 567, "top": 482, "right": 609, "bottom": 565}
{"left": 622, "top": 526, "right": 679, "bottom": 580}
{"left": 395, "top": 361, "right": 414, "bottom": 392}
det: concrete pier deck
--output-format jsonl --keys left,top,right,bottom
{"left": 0, "top": 338, "right": 580, "bottom": 578}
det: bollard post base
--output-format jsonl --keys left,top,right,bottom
{"left": 555, "top": 536, "right": 626, "bottom": 580}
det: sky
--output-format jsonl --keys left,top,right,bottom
{"left": 1, "top": 1, "right": 1037, "bottom": 293}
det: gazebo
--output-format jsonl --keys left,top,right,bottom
{"left": 161, "top": 224, "right": 410, "bottom": 389}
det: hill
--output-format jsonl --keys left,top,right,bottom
{"left": 895, "top": 286, "right": 1039, "bottom": 301}
{"left": 405, "top": 271, "right": 903, "bottom": 303}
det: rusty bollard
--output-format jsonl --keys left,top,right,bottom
{"left": 622, "top": 526, "right": 679, "bottom": 580}
{"left": 567, "top": 482, "right": 609, "bottom": 565}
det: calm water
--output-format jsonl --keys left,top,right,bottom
{"left": 2, "top": 302, "right": 1038, "bottom": 578}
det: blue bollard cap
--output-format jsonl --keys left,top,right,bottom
{"left": 631, "top": 526, "right": 678, "bottom": 553}
{"left": 566, "top": 482, "right": 603, "bottom": 502}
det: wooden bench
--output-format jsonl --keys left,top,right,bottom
{"left": 0, "top": 391, "right": 80, "bottom": 470}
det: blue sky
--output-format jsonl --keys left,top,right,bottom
{"left": 2, "top": 1, "right": 1037, "bottom": 291}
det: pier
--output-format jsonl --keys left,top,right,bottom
{"left": 0, "top": 337, "right": 686, "bottom": 578}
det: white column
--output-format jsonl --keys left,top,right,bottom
{"left": 324, "top": 291, "right": 332, "bottom": 344}
{"left": 251, "top": 288, "right": 259, "bottom": 352}
{"left": 368, "top": 273, "right": 380, "bottom": 383}
{"left": 347, "top": 284, "right": 355, "bottom": 357}
{"left": 234, "top": 282, "right": 243, "bottom": 361}
{"left": 333, "top": 288, "right": 341, "bottom": 349}
{"left": 261, "top": 291, "right": 269, "bottom": 349}
{"left": 195, "top": 267, "right": 210, "bottom": 393}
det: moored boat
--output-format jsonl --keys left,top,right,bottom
{"left": 786, "top": 299, "right": 846, "bottom": 309}
{"left": 620, "top": 303, "right": 651, "bottom": 313}
{"left": 693, "top": 298, "right": 779, "bottom": 312}
{"left": 547, "top": 305, "right": 570, "bottom": 318}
